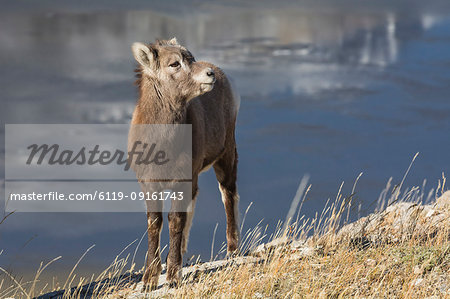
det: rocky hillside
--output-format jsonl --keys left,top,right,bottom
{"left": 33, "top": 191, "right": 449, "bottom": 298}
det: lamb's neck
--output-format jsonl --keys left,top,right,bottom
{"left": 137, "top": 80, "right": 188, "bottom": 124}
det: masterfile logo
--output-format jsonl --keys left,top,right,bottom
{"left": 4, "top": 124, "right": 193, "bottom": 212}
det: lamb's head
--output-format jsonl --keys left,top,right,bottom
{"left": 132, "top": 38, "right": 215, "bottom": 101}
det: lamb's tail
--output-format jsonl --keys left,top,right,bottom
{"left": 228, "top": 76, "right": 241, "bottom": 116}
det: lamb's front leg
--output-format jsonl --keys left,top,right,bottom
{"left": 142, "top": 211, "right": 163, "bottom": 290}
{"left": 167, "top": 211, "right": 186, "bottom": 286}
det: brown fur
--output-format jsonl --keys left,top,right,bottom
{"left": 129, "top": 38, "right": 240, "bottom": 287}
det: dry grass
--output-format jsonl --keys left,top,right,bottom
{"left": 168, "top": 240, "right": 449, "bottom": 298}
{"left": 1, "top": 163, "right": 449, "bottom": 298}
{"left": 147, "top": 170, "right": 449, "bottom": 298}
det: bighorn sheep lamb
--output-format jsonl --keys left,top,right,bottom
{"left": 129, "top": 38, "right": 240, "bottom": 287}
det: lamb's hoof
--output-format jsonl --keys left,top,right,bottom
{"left": 142, "top": 267, "right": 161, "bottom": 292}
{"left": 168, "top": 281, "right": 179, "bottom": 288}
{"left": 166, "top": 264, "right": 182, "bottom": 288}
{"left": 226, "top": 248, "right": 239, "bottom": 259}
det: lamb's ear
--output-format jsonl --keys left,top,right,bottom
{"left": 132, "top": 42, "right": 155, "bottom": 71}
{"left": 168, "top": 37, "right": 179, "bottom": 46}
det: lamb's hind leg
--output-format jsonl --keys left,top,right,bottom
{"left": 213, "top": 146, "right": 240, "bottom": 254}
{"left": 181, "top": 178, "right": 198, "bottom": 255}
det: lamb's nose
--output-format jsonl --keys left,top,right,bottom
{"left": 206, "top": 69, "right": 215, "bottom": 77}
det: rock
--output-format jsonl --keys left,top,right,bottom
{"left": 434, "top": 190, "right": 450, "bottom": 210}
{"left": 336, "top": 192, "right": 450, "bottom": 246}
{"left": 252, "top": 236, "right": 289, "bottom": 256}
{"left": 251, "top": 236, "right": 317, "bottom": 260}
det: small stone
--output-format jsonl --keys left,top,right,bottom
{"left": 425, "top": 209, "right": 437, "bottom": 218}
{"left": 365, "top": 259, "right": 376, "bottom": 267}
{"left": 254, "top": 292, "right": 264, "bottom": 298}
{"left": 410, "top": 278, "right": 424, "bottom": 287}
{"left": 413, "top": 266, "right": 422, "bottom": 275}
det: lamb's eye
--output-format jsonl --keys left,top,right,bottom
{"left": 169, "top": 61, "right": 180, "bottom": 68}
